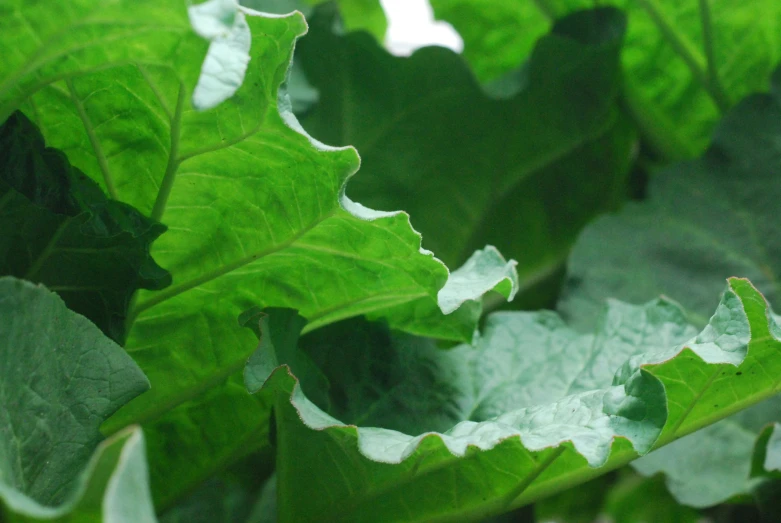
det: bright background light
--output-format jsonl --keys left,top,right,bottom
{"left": 379, "top": 0, "right": 463, "bottom": 56}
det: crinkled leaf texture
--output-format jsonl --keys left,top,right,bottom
{"left": 0, "top": 277, "right": 153, "bottom": 521}
{"left": 0, "top": 111, "right": 170, "bottom": 344}
{"left": 560, "top": 65, "right": 781, "bottom": 507}
{"left": 297, "top": 7, "right": 633, "bottom": 307}
{"left": 0, "top": 0, "right": 516, "bottom": 508}
{"left": 252, "top": 278, "right": 781, "bottom": 522}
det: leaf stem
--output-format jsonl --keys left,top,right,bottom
{"left": 66, "top": 78, "right": 118, "bottom": 199}
{"left": 637, "top": 0, "right": 729, "bottom": 113}
{"left": 150, "top": 80, "right": 185, "bottom": 222}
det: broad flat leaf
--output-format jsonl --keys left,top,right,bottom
{"left": 561, "top": 66, "right": 781, "bottom": 330}
{"left": 1, "top": 0, "right": 518, "bottom": 508}
{"left": 0, "top": 276, "right": 152, "bottom": 521}
{"left": 255, "top": 277, "right": 781, "bottom": 522}
{"left": 297, "top": 7, "right": 633, "bottom": 307}
{"left": 431, "top": 0, "right": 781, "bottom": 158}
{"left": 0, "top": 111, "right": 170, "bottom": 343}
{"left": 559, "top": 65, "right": 781, "bottom": 506}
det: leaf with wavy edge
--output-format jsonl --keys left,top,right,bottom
{"left": 296, "top": 7, "right": 632, "bottom": 309}
{"left": 0, "top": 276, "right": 152, "bottom": 521}
{"left": 1, "top": 0, "right": 518, "bottom": 507}
{"left": 559, "top": 67, "right": 781, "bottom": 507}
{"left": 253, "top": 278, "right": 781, "bottom": 522}
{"left": 1, "top": 427, "right": 155, "bottom": 523}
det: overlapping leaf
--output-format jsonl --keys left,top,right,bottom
{"left": 251, "top": 277, "right": 781, "bottom": 522}
{"left": 0, "top": 0, "right": 518, "bottom": 508}
{"left": 0, "top": 111, "right": 170, "bottom": 343}
{"left": 558, "top": 65, "right": 781, "bottom": 506}
{"left": 431, "top": 0, "right": 781, "bottom": 158}
{"left": 297, "top": 7, "right": 633, "bottom": 307}
{"left": 0, "top": 277, "right": 153, "bottom": 521}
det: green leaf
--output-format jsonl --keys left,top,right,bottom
{"left": 1, "top": 0, "right": 517, "bottom": 507}
{"left": 431, "top": 0, "right": 781, "bottom": 158}
{"left": 752, "top": 423, "right": 781, "bottom": 478}
{"left": 244, "top": 0, "right": 388, "bottom": 41}
{"left": 0, "top": 111, "right": 170, "bottom": 343}
{"left": 560, "top": 65, "right": 781, "bottom": 507}
{"left": 561, "top": 66, "right": 781, "bottom": 330}
{"left": 257, "top": 277, "right": 781, "bottom": 522}
{"left": 600, "top": 472, "right": 702, "bottom": 523}
{"left": 303, "top": 0, "right": 387, "bottom": 41}
{"left": 0, "top": 276, "right": 152, "bottom": 521}
{"left": 297, "top": 7, "right": 633, "bottom": 307}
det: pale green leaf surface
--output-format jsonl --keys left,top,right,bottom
{"left": 559, "top": 65, "right": 781, "bottom": 507}
{"left": 765, "top": 424, "right": 781, "bottom": 473}
{"left": 431, "top": 0, "right": 781, "bottom": 158}
{"left": 257, "top": 278, "right": 781, "bottom": 522}
{"left": 0, "top": 277, "right": 152, "bottom": 521}
{"left": 297, "top": 7, "right": 633, "bottom": 307}
{"left": 0, "top": 0, "right": 517, "bottom": 507}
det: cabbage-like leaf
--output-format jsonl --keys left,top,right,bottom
{"left": 559, "top": 65, "right": 781, "bottom": 506}
{"left": 0, "top": 0, "right": 517, "bottom": 507}
{"left": 0, "top": 277, "right": 152, "bottom": 521}
{"left": 297, "top": 7, "right": 633, "bottom": 306}
{"left": 0, "top": 111, "right": 170, "bottom": 343}
{"left": 561, "top": 68, "right": 781, "bottom": 329}
{"left": 431, "top": 0, "right": 781, "bottom": 158}
{"left": 254, "top": 277, "right": 781, "bottom": 522}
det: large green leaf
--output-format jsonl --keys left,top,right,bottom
{"left": 561, "top": 67, "right": 781, "bottom": 330}
{"left": 559, "top": 67, "right": 781, "bottom": 506}
{"left": 0, "top": 276, "right": 153, "bottom": 521}
{"left": 431, "top": 0, "right": 781, "bottom": 158}
{"left": 297, "top": 7, "right": 633, "bottom": 306}
{"left": 0, "top": 111, "right": 170, "bottom": 343}
{"left": 0, "top": 0, "right": 517, "bottom": 507}
{"left": 253, "top": 277, "right": 781, "bottom": 522}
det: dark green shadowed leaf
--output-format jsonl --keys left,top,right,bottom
{"left": 431, "top": 0, "right": 781, "bottom": 158}
{"left": 253, "top": 278, "right": 781, "bottom": 522}
{"left": 560, "top": 65, "right": 781, "bottom": 507}
{"left": 0, "top": 277, "right": 153, "bottom": 521}
{"left": 296, "top": 7, "right": 633, "bottom": 308}
{"left": 0, "top": 111, "right": 170, "bottom": 343}
{"left": 561, "top": 69, "right": 781, "bottom": 329}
